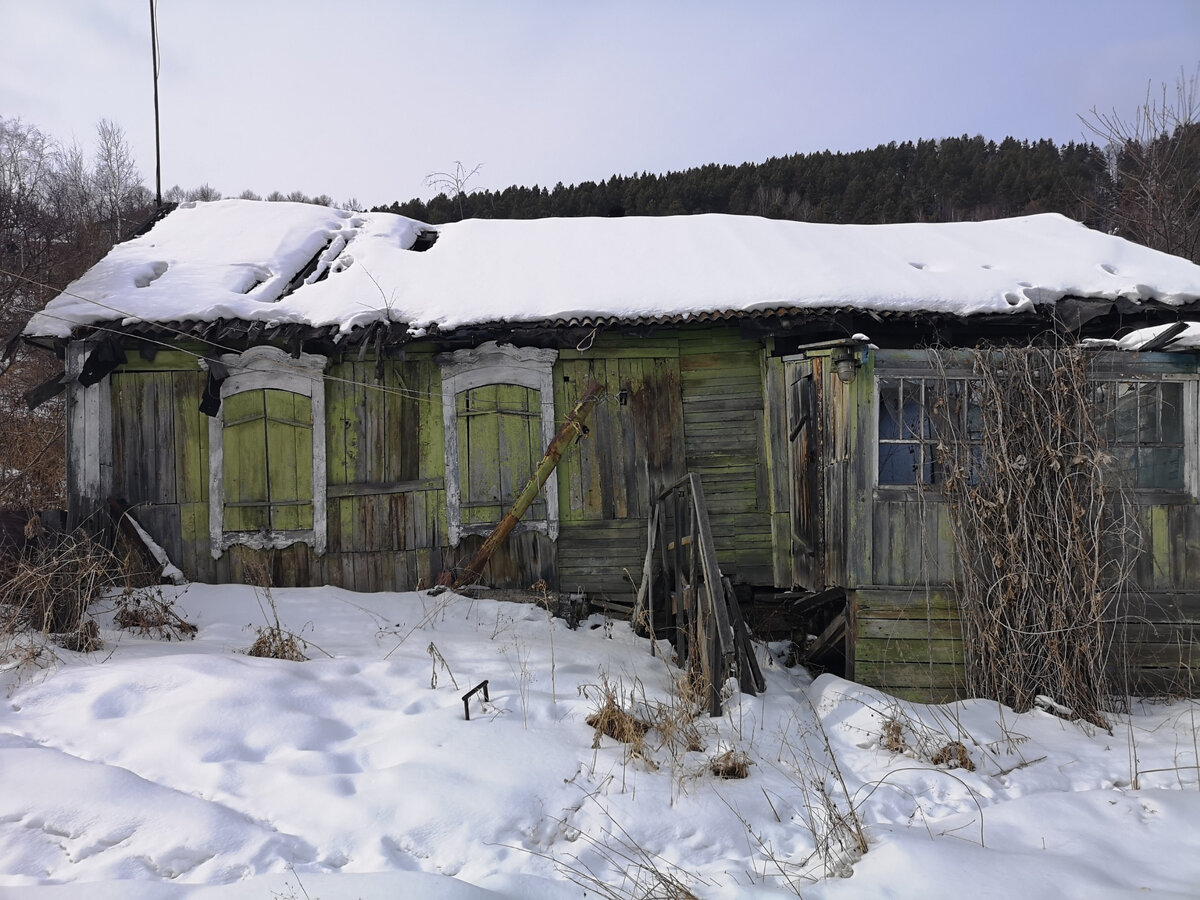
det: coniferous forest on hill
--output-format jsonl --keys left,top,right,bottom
{"left": 377, "top": 136, "right": 1109, "bottom": 227}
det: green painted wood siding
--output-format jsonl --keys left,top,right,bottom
{"left": 109, "top": 354, "right": 208, "bottom": 580}
{"left": 679, "top": 329, "right": 773, "bottom": 585}
{"left": 323, "top": 355, "right": 447, "bottom": 591}
{"left": 103, "top": 330, "right": 777, "bottom": 598}
{"left": 851, "top": 588, "right": 965, "bottom": 703}
{"left": 555, "top": 352, "right": 685, "bottom": 524}
{"left": 554, "top": 339, "right": 687, "bottom": 599}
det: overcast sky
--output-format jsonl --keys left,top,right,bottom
{"left": 3, "top": 1, "right": 1198, "bottom": 210}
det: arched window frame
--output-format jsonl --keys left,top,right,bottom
{"left": 208, "top": 345, "right": 327, "bottom": 557}
{"left": 438, "top": 342, "right": 559, "bottom": 547}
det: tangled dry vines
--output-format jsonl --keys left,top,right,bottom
{"left": 932, "top": 342, "right": 1141, "bottom": 727}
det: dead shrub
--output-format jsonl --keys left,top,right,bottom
{"left": 113, "top": 587, "right": 196, "bottom": 640}
{"left": 236, "top": 547, "right": 309, "bottom": 662}
{"left": 54, "top": 619, "right": 102, "bottom": 653}
{"left": 582, "top": 670, "right": 710, "bottom": 782}
{"left": 0, "top": 528, "right": 119, "bottom": 639}
{"left": 932, "top": 342, "right": 1137, "bottom": 728}
{"left": 2, "top": 635, "right": 53, "bottom": 679}
{"left": 647, "top": 671, "right": 706, "bottom": 756}
{"left": 246, "top": 625, "right": 308, "bottom": 662}
{"left": 709, "top": 748, "right": 751, "bottom": 779}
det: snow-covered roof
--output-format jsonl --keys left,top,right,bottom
{"left": 25, "top": 199, "right": 1200, "bottom": 340}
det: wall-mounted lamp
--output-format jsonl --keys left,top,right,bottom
{"left": 832, "top": 348, "right": 860, "bottom": 383}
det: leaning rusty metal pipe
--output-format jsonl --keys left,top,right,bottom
{"left": 454, "top": 380, "right": 605, "bottom": 589}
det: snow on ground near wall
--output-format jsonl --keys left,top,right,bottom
{"left": 0, "top": 584, "right": 1197, "bottom": 899}
{"left": 25, "top": 200, "right": 1200, "bottom": 339}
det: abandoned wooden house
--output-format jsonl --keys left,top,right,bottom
{"left": 19, "top": 200, "right": 1200, "bottom": 700}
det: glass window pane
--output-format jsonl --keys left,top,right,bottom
{"left": 1091, "top": 382, "right": 1115, "bottom": 442}
{"left": 1160, "top": 382, "right": 1183, "bottom": 445}
{"left": 1136, "top": 383, "right": 1159, "bottom": 443}
{"left": 967, "top": 443, "right": 984, "bottom": 486}
{"left": 1138, "top": 447, "right": 1185, "bottom": 490}
{"left": 966, "top": 381, "right": 985, "bottom": 442}
{"left": 1112, "top": 383, "right": 1139, "bottom": 444}
{"left": 899, "top": 381, "right": 924, "bottom": 439}
{"left": 879, "top": 442, "right": 921, "bottom": 484}
{"left": 879, "top": 380, "right": 902, "bottom": 439}
{"left": 1109, "top": 446, "right": 1136, "bottom": 480}
{"left": 924, "top": 381, "right": 947, "bottom": 435}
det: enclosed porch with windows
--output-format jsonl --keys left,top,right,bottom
{"left": 777, "top": 342, "right": 1200, "bottom": 702}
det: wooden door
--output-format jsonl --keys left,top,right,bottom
{"left": 787, "top": 359, "right": 824, "bottom": 590}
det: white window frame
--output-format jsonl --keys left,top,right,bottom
{"left": 438, "top": 342, "right": 559, "bottom": 547}
{"left": 208, "top": 345, "right": 327, "bottom": 557}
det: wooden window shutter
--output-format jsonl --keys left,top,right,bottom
{"left": 221, "top": 388, "right": 314, "bottom": 533}
{"left": 456, "top": 383, "right": 542, "bottom": 527}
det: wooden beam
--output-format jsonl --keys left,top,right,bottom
{"left": 327, "top": 478, "right": 443, "bottom": 499}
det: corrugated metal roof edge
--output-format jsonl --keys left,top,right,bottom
{"left": 49, "top": 305, "right": 929, "bottom": 345}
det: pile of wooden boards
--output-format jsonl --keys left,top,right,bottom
{"left": 631, "top": 473, "right": 765, "bottom": 716}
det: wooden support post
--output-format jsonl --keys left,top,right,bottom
{"left": 454, "top": 381, "right": 604, "bottom": 589}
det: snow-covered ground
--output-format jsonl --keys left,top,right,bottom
{"left": 1, "top": 584, "right": 1197, "bottom": 899}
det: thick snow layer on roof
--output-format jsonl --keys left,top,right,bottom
{"left": 25, "top": 199, "right": 1200, "bottom": 339}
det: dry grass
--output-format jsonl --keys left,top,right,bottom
{"left": 0, "top": 349, "right": 67, "bottom": 512}
{"left": 0, "top": 527, "right": 125, "bottom": 645}
{"left": 585, "top": 677, "right": 652, "bottom": 751}
{"left": 246, "top": 625, "right": 308, "bottom": 662}
{"left": 880, "top": 718, "right": 906, "bottom": 753}
{"left": 869, "top": 699, "right": 984, "bottom": 774}
{"left": 583, "top": 668, "right": 714, "bottom": 775}
{"left": 709, "top": 748, "right": 751, "bottom": 779}
{"left": 931, "top": 740, "right": 976, "bottom": 771}
{"left": 53, "top": 618, "right": 102, "bottom": 653}
{"left": 523, "top": 786, "right": 707, "bottom": 900}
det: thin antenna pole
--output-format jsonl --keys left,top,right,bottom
{"left": 149, "top": 0, "right": 162, "bottom": 206}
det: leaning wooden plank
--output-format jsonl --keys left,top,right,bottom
{"left": 724, "top": 576, "right": 766, "bottom": 694}
{"left": 630, "top": 502, "right": 661, "bottom": 631}
{"left": 687, "top": 475, "right": 735, "bottom": 716}
{"left": 689, "top": 474, "right": 735, "bottom": 655}
{"left": 454, "top": 381, "right": 603, "bottom": 588}
{"left": 805, "top": 610, "right": 849, "bottom": 669}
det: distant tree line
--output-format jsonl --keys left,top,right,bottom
{"left": 379, "top": 136, "right": 1111, "bottom": 228}
{"left": 162, "top": 184, "right": 362, "bottom": 214}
